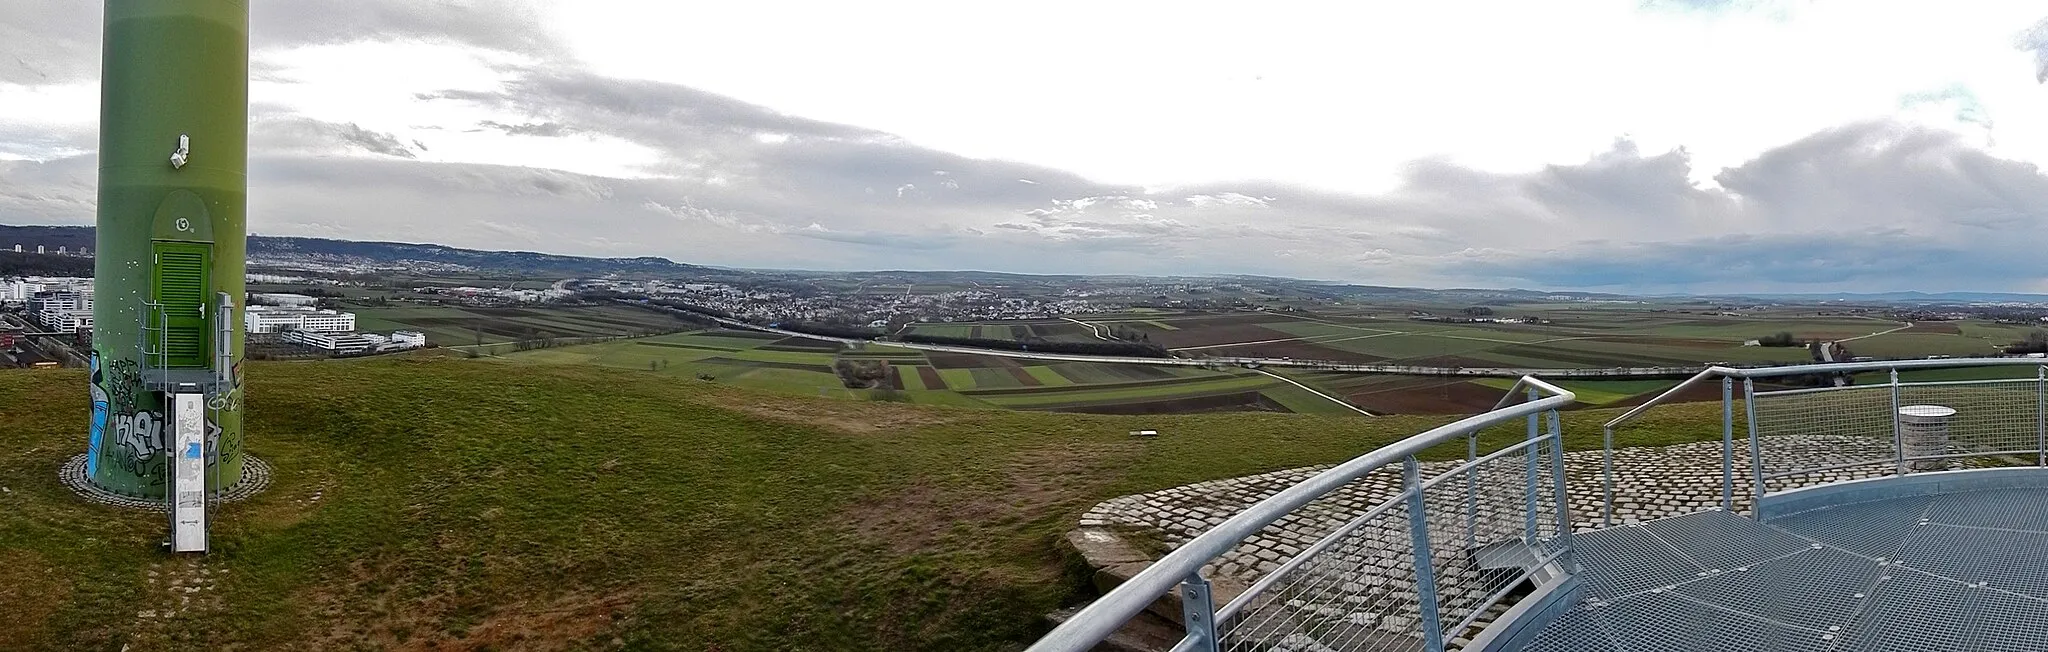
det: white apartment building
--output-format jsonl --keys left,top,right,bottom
{"left": 0, "top": 279, "right": 33, "bottom": 302}
{"left": 244, "top": 305, "right": 356, "bottom": 333}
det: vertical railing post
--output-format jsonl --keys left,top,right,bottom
{"left": 1180, "top": 573, "right": 1220, "bottom": 652}
{"left": 1891, "top": 368, "right": 1903, "bottom": 474}
{"left": 1524, "top": 388, "right": 1540, "bottom": 542}
{"left": 1464, "top": 432, "right": 1477, "bottom": 549}
{"left": 1601, "top": 425, "right": 1614, "bottom": 527}
{"left": 1548, "top": 410, "right": 1570, "bottom": 542}
{"left": 1721, "top": 376, "right": 1734, "bottom": 510}
{"left": 1405, "top": 456, "right": 1447, "bottom": 652}
{"left": 2037, "top": 365, "right": 2046, "bottom": 468}
{"left": 1744, "top": 378, "right": 1763, "bottom": 510}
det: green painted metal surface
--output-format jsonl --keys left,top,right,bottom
{"left": 89, "top": 0, "right": 248, "bottom": 497}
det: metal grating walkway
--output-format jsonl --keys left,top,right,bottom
{"left": 1521, "top": 488, "right": 2048, "bottom": 652}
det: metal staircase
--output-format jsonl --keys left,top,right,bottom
{"left": 138, "top": 292, "right": 235, "bottom": 553}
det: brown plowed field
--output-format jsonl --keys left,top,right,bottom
{"left": 915, "top": 366, "right": 947, "bottom": 390}
{"left": 1603, "top": 381, "right": 1798, "bottom": 409}
{"left": 1006, "top": 366, "right": 1041, "bottom": 386}
{"left": 960, "top": 374, "right": 1236, "bottom": 397}
{"left": 1025, "top": 391, "right": 1291, "bottom": 415}
{"left": 1343, "top": 379, "right": 1505, "bottom": 415}
{"left": 927, "top": 353, "right": 1025, "bottom": 369}
{"left": 1199, "top": 341, "right": 1388, "bottom": 364}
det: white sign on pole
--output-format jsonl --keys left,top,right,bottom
{"left": 171, "top": 392, "right": 207, "bottom": 553}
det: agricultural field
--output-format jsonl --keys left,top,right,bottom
{"left": 495, "top": 330, "right": 1372, "bottom": 415}
{"left": 899, "top": 320, "right": 1103, "bottom": 343}
{"left": 954, "top": 308, "right": 2041, "bottom": 372}
{"left": 344, "top": 303, "right": 696, "bottom": 346}
{"left": 483, "top": 304, "right": 2048, "bottom": 416}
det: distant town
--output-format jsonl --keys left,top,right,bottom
{"left": 5, "top": 226, "right": 2048, "bottom": 372}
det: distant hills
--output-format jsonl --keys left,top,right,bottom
{"left": 0, "top": 225, "right": 723, "bottom": 278}
{"left": 1723, "top": 291, "right": 2048, "bottom": 304}
{"left": 6, "top": 223, "right": 2047, "bottom": 304}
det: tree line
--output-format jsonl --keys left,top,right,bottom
{"left": 0, "top": 251, "right": 92, "bottom": 277}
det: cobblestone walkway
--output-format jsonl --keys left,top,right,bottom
{"left": 1075, "top": 436, "right": 1947, "bottom": 650}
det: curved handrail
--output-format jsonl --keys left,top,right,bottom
{"left": 1027, "top": 378, "right": 1576, "bottom": 652}
{"left": 1606, "top": 357, "right": 2047, "bottom": 429}
{"left": 1598, "top": 356, "right": 2048, "bottom": 526}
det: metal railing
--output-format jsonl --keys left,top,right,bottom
{"left": 1030, "top": 377, "right": 1576, "bottom": 652}
{"left": 1601, "top": 357, "right": 2048, "bottom": 526}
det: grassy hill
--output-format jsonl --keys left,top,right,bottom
{"left": 0, "top": 355, "right": 1727, "bottom": 650}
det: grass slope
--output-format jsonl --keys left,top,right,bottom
{"left": 0, "top": 357, "right": 1730, "bottom": 650}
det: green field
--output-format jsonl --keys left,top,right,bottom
{"left": 495, "top": 332, "right": 1379, "bottom": 415}
{"left": 347, "top": 304, "right": 698, "bottom": 346}
{"left": 1038, "top": 309, "right": 2037, "bottom": 371}
{"left": 0, "top": 355, "right": 1739, "bottom": 650}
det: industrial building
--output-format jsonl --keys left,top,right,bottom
{"left": 280, "top": 330, "right": 374, "bottom": 354}
{"left": 29, "top": 290, "right": 95, "bottom": 333}
{"left": 248, "top": 292, "right": 320, "bottom": 306}
{"left": 392, "top": 330, "right": 427, "bottom": 348}
{"left": 243, "top": 305, "right": 355, "bottom": 333}
{"left": 2, "top": 276, "right": 92, "bottom": 302}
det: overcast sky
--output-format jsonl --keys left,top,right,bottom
{"left": 4, "top": 0, "right": 2048, "bottom": 293}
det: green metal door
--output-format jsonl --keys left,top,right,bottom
{"left": 152, "top": 241, "right": 212, "bottom": 367}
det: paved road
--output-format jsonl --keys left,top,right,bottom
{"left": 1252, "top": 368, "right": 1377, "bottom": 416}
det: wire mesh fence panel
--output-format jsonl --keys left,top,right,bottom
{"left": 1896, "top": 380, "right": 2043, "bottom": 463}
{"left": 1750, "top": 385, "right": 1896, "bottom": 482}
{"left": 1219, "top": 498, "right": 1430, "bottom": 652}
{"left": 1420, "top": 437, "right": 1563, "bottom": 646}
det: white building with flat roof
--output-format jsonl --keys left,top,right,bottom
{"left": 282, "top": 330, "right": 374, "bottom": 354}
{"left": 29, "top": 290, "right": 93, "bottom": 332}
{"left": 245, "top": 305, "right": 356, "bottom": 333}
{"left": 392, "top": 330, "right": 427, "bottom": 348}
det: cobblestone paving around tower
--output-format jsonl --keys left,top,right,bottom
{"left": 1072, "top": 436, "right": 2028, "bottom": 650}
{"left": 58, "top": 453, "right": 274, "bottom": 511}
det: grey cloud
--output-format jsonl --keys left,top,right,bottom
{"left": 253, "top": 117, "right": 420, "bottom": 159}
{"left": 1451, "top": 122, "right": 2048, "bottom": 291}
{"left": 418, "top": 66, "right": 1106, "bottom": 209}
{"left": 0, "top": 122, "right": 96, "bottom": 161}
{"left": 10, "top": 0, "right": 2048, "bottom": 291}
{"left": 477, "top": 121, "right": 576, "bottom": 137}
{"left": 0, "top": 1, "right": 100, "bottom": 83}
{"left": 334, "top": 123, "right": 417, "bottom": 159}
{"left": 252, "top": 0, "right": 561, "bottom": 56}
{"left": 2021, "top": 17, "right": 2048, "bottom": 83}
{"left": 2, "top": 0, "right": 560, "bottom": 85}
{"left": 0, "top": 154, "right": 96, "bottom": 224}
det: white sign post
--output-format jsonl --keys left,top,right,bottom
{"left": 171, "top": 392, "right": 207, "bottom": 553}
